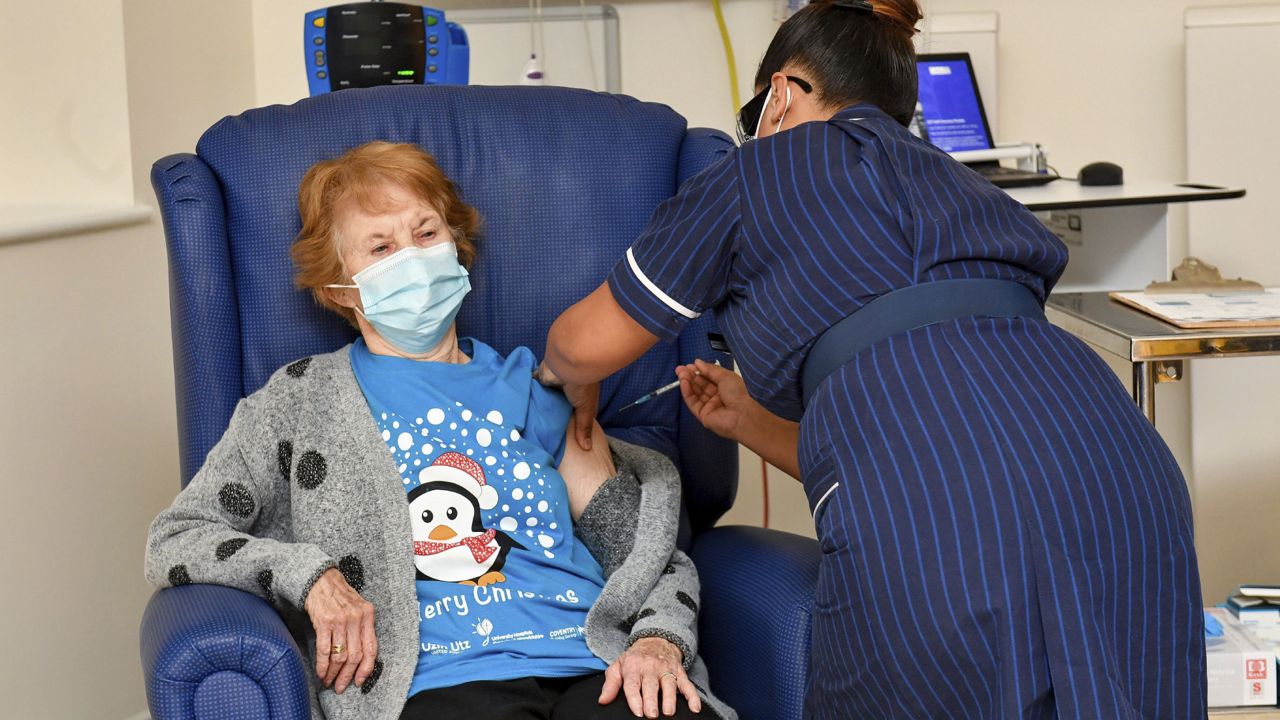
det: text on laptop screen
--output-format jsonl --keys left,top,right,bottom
{"left": 916, "top": 59, "right": 991, "bottom": 153}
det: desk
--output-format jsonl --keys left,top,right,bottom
{"left": 1046, "top": 292, "right": 1280, "bottom": 423}
{"left": 1003, "top": 180, "right": 1245, "bottom": 294}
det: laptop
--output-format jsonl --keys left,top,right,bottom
{"left": 912, "top": 53, "right": 1057, "bottom": 188}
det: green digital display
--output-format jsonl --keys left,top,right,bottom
{"left": 397, "top": 70, "right": 415, "bottom": 76}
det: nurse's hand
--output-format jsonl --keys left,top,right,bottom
{"left": 564, "top": 381, "right": 600, "bottom": 451}
{"left": 678, "top": 359, "right": 802, "bottom": 479}
{"left": 676, "top": 359, "right": 759, "bottom": 443}
{"left": 600, "top": 636, "right": 702, "bottom": 717}
{"left": 535, "top": 361, "right": 599, "bottom": 451}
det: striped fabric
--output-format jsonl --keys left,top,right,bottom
{"left": 607, "top": 104, "right": 1205, "bottom": 718}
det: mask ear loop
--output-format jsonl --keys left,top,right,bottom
{"left": 776, "top": 84, "right": 793, "bottom": 134}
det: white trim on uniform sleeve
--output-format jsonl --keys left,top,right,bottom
{"left": 812, "top": 483, "right": 840, "bottom": 519}
{"left": 626, "top": 247, "right": 701, "bottom": 320}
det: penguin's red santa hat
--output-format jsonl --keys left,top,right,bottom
{"left": 419, "top": 452, "right": 499, "bottom": 511}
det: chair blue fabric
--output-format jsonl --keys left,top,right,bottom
{"left": 142, "top": 85, "right": 819, "bottom": 720}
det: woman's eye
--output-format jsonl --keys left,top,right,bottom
{"left": 418, "top": 230, "right": 436, "bottom": 240}
{"left": 373, "top": 244, "right": 390, "bottom": 254}
{"left": 446, "top": 507, "right": 458, "bottom": 520}
{"left": 422, "top": 509, "right": 434, "bottom": 523}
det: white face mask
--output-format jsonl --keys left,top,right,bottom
{"left": 327, "top": 243, "right": 471, "bottom": 354}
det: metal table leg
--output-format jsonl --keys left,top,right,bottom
{"left": 1133, "top": 361, "right": 1157, "bottom": 424}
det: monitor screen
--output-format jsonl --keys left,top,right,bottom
{"left": 326, "top": 3, "right": 426, "bottom": 90}
{"left": 914, "top": 55, "right": 993, "bottom": 153}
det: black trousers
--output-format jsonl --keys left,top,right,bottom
{"left": 399, "top": 673, "right": 710, "bottom": 720}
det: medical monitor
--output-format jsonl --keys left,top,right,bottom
{"left": 914, "top": 53, "right": 995, "bottom": 153}
{"left": 304, "top": 3, "right": 470, "bottom": 96}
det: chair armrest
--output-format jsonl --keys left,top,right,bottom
{"left": 140, "top": 585, "right": 311, "bottom": 720}
{"left": 690, "top": 526, "right": 820, "bottom": 720}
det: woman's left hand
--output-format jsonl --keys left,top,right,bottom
{"left": 600, "top": 636, "right": 702, "bottom": 717}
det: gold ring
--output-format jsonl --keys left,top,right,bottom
{"left": 659, "top": 672, "right": 676, "bottom": 681}
{"left": 331, "top": 644, "right": 345, "bottom": 655}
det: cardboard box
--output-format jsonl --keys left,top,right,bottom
{"left": 1207, "top": 608, "right": 1277, "bottom": 708}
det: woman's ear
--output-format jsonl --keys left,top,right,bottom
{"left": 325, "top": 285, "right": 360, "bottom": 310}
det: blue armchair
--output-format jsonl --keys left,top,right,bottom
{"left": 142, "top": 85, "right": 820, "bottom": 720}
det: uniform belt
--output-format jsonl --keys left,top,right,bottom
{"left": 801, "top": 279, "right": 1046, "bottom": 407}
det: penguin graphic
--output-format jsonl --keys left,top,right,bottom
{"left": 409, "top": 452, "right": 524, "bottom": 586}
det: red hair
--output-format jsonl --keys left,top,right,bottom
{"left": 291, "top": 142, "right": 481, "bottom": 326}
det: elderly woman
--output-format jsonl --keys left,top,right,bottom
{"left": 145, "top": 142, "right": 733, "bottom": 720}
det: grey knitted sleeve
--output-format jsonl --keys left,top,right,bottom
{"left": 627, "top": 549, "right": 701, "bottom": 669}
{"left": 573, "top": 460, "right": 641, "bottom": 575}
{"left": 144, "top": 400, "right": 336, "bottom": 610}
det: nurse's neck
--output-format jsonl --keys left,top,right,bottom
{"left": 358, "top": 318, "right": 471, "bottom": 364}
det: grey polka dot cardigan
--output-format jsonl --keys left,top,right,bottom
{"left": 144, "top": 347, "right": 736, "bottom": 720}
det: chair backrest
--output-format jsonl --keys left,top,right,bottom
{"left": 153, "top": 85, "right": 737, "bottom": 533}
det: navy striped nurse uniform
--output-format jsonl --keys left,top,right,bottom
{"left": 606, "top": 104, "right": 1205, "bottom": 719}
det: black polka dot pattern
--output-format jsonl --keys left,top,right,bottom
{"left": 286, "top": 357, "right": 313, "bottom": 377}
{"left": 216, "top": 537, "right": 250, "bottom": 561}
{"left": 675, "top": 591, "right": 698, "bottom": 615}
{"left": 295, "top": 450, "right": 327, "bottom": 490}
{"left": 339, "top": 555, "right": 365, "bottom": 593}
{"left": 277, "top": 440, "right": 293, "bottom": 483}
{"left": 257, "top": 569, "right": 275, "bottom": 605}
{"left": 621, "top": 607, "right": 657, "bottom": 633}
{"left": 168, "top": 565, "right": 192, "bottom": 587}
{"left": 360, "top": 659, "right": 383, "bottom": 695}
{"left": 218, "top": 482, "right": 256, "bottom": 518}
{"left": 662, "top": 563, "right": 676, "bottom": 575}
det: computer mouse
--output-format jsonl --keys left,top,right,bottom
{"left": 1078, "top": 161, "right": 1124, "bottom": 186}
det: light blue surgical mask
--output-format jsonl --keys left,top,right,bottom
{"left": 328, "top": 243, "right": 471, "bottom": 354}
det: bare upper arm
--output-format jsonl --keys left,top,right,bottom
{"left": 558, "top": 420, "right": 616, "bottom": 521}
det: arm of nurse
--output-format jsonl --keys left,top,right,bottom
{"left": 545, "top": 283, "right": 659, "bottom": 386}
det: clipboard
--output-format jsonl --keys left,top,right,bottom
{"left": 1109, "top": 290, "right": 1280, "bottom": 329}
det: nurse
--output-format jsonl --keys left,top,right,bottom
{"left": 539, "top": 0, "right": 1206, "bottom": 718}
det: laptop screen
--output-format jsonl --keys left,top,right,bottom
{"left": 914, "top": 53, "right": 995, "bottom": 153}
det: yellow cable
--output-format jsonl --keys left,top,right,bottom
{"left": 710, "top": 0, "right": 741, "bottom": 112}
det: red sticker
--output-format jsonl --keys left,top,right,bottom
{"left": 1246, "top": 658, "right": 1268, "bottom": 681}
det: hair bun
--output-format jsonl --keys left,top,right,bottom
{"left": 869, "top": 0, "right": 923, "bottom": 37}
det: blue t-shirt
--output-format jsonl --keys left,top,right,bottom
{"left": 349, "top": 338, "right": 609, "bottom": 696}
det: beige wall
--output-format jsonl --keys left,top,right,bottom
{"left": 0, "top": 1, "right": 256, "bottom": 717}
{"left": 0, "top": 1, "right": 134, "bottom": 204}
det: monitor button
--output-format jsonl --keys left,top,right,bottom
{"left": 426, "top": 15, "right": 438, "bottom": 26}
{"left": 312, "top": 17, "right": 325, "bottom": 28}
{"left": 428, "top": 34, "right": 438, "bottom": 44}
{"left": 313, "top": 36, "right": 323, "bottom": 45}
{"left": 428, "top": 47, "right": 439, "bottom": 57}
{"left": 317, "top": 71, "right": 327, "bottom": 79}
{"left": 315, "top": 51, "right": 325, "bottom": 66}
{"left": 428, "top": 64, "right": 438, "bottom": 73}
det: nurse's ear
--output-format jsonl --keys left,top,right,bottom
{"left": 758, "top": 72, "right": 795, "bottom": 139}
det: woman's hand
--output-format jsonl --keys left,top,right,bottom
{"left": 675, "top": 359, "right": 761, "bottom": 443}
{"left": 304, "top": 568, "right": 378, "bottom": 694}
{"left": 600, "top": 636, "right": 702, "bottom": 718}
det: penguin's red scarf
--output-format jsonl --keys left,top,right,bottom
{"left": 414, "top": 529, "right": 498, "bottom": 563}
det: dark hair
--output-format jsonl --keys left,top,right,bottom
{"left": 753, "top": 0, "right": 923, "bottom": 126}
